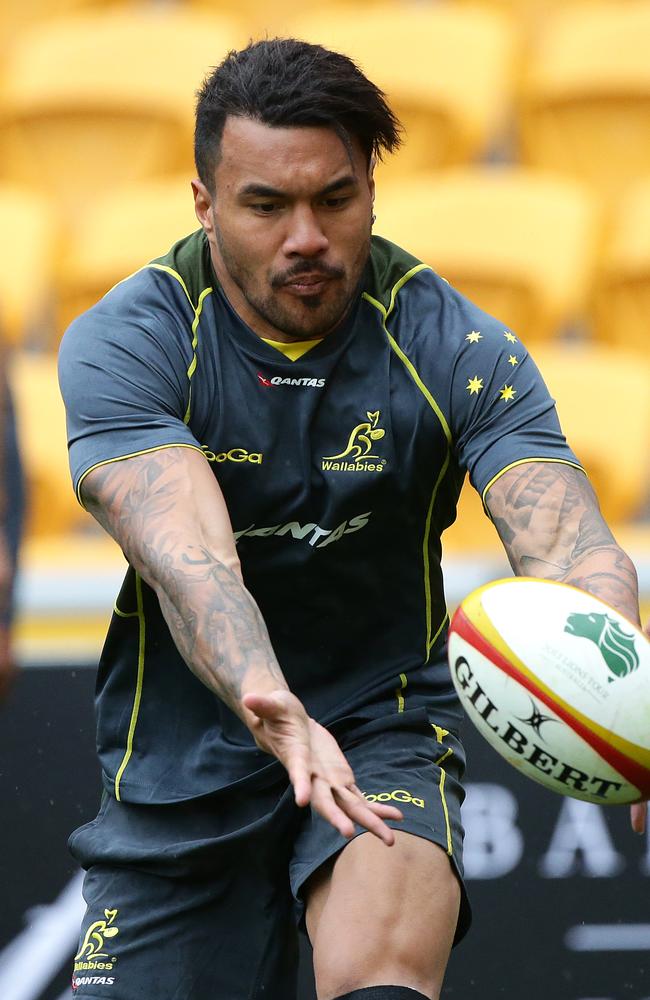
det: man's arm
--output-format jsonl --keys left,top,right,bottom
{"left": 485, "top": 462, "right": 640, "bottom": 625}
{"left": 81, "top": 445, "right": 401, "bottom": 841}
{"left": 486, "top": 461, "right": 646, "bottom": 831}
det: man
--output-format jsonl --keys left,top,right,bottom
{"left": 59, "top": 39, "right": 644, "bottom": 1000}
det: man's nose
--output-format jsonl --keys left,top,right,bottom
{"left": 282, "top": 207, "right": 329, "bottom": 257}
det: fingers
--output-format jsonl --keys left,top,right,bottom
{"left": 311, "top": 779, "right": 403, "bottom": 846}
{"left": 630, "top": 801, "right": 647, "bottom": 835}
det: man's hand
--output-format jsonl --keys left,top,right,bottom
{"left": 242, "top": 690, "right": 403, "bottom": 845}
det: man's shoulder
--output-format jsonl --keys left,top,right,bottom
{"left": 365, "top": 235, "right": 455, "bottom": 312}
{"left": 148, "top": 228, "right": 214, "bottom": 312}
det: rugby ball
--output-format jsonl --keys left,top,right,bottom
{"left": 448, "top": 578, "right": 650, "bottom": 804}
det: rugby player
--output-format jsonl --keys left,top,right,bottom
{"left": 59, "top": 38, "right": 645, "bottom": 1000}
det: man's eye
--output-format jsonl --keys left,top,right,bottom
{"left": 323, "top": 196, "right": 350, "bottom": 209}
{"left": 252, "top": 202, "right": 278, "bottom": 214}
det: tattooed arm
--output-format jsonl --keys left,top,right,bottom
{"left": 81, "top": 446, "right": 400, "bottom": 842}
{"left": 486, "top": 461, "right": 645, "bottom": 833}
{"left": 485, "top": 462, "right": 640, "bottom": 626}
{"left": 82, "top": 446, "right": 288, "bottom": 712}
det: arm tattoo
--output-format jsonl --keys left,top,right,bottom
{"left": 486, "top": 463, "right": 640, "bottom": 625}
{"left": 82, "top": 450, "right": 287, "bottom": 715}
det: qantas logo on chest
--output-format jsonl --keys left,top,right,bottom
{"left": 257, "top": 371, "right": 325, "bottom": 388}
{"left": 234, "top": 512, "right": 371, "bottom": 549}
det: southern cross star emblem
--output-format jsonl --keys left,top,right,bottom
{"left": 466, "top": 376, "right": 484, "bottom": 395}
{"left": 500, "top": 384, "right": 516, "bottom": 402}
{"left": 504, "top": 331, "right": 517, "bottom": 344}
{"left": 507, "top": 355, "right": 518, "bottom": 367}
{"left": 466, "top": 330, "right": 483, "bottom": 344}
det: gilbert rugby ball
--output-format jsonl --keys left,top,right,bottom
{"left": 448, "top": 578, "right": 650, "bottom": 804}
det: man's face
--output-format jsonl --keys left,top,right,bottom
{"left": 193, "top": 117, "right": 375, "bottom": 341}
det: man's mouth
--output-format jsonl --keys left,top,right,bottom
{"left": 282, "top": 274, "right": 331, "bottom": 296}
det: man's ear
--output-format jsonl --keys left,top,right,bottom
{"left": 191, "top": 178, "right": 214, "bottom": 236}
{"left": 367, "top": 154, "right": 376, "bottom": 210}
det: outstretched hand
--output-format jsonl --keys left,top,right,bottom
{"left": 242, "top": 689, "right": 402, "bottom": 844}
{"left": 630, "top": 619, "right": 650, "bottom": 835}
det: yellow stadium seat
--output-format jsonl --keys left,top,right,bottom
{"left": 374, "top": 167, "right": 601, "bottom": 343}
{"left": 520, "top": 2, "right": 650, "bottom": 205}
{"left": 0, "top": 8, "right": 242, "bottom": 212}
{"left": 291, "top": 4, "right": 519, "bottom": 178}
{"left": 592, "top": 177, "right": 650, "bottom": 355}
{"left": 442, "top": 478, "right": 503, "bottom": 554}
{"left": 57, "top": 176, "right": 200, "bottom": 335}
{"left": 532, "top": 344, "right": 650, "bottom": 524}
{"left": 0, "top": 185, "right": 57, "bottom": 348}
{"left": 9, "top": 351, "right": 91, "bottom": 536}
{"left": 452, "top": 0, "right": 626, "bottom": 37}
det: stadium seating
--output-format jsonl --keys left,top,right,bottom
{"left": 56, "top": 176, "right": 200, "bottom": 336}
{"left": 291, "top": 4, "right": 519, "bottom": 178}
{"left": 532, "top": 343, "right": 650, "bottom": 524}
{"left": 8, "top": 350, "right": 92, "bottom": 536}
{"left": 520, "top": 2, "right": 650, "bottom": 205}
{"left": 0, "top": 184, "right": 57, "bottom": 348}
{"left": 0, "top": 7, "right": 242, "bottom": 211}
{"left": 592, "top": 177, "right": 650, "bottom": 355}
{"left": 374, "top": 167, "right": 600, "bottom": 343}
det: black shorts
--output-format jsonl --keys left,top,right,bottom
{"left": 69, "top": 693, "right": 469, "bottom": 1000}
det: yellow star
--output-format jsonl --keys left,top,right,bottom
{"left": 504, "top": 331, "right": 517, "bottom": 344}
{"left": 500, "top": 384, "right": 516, "bottom": 402}
{"left": 466, "top": 376, "right": 484, "bottom": 395}
{"left": 508, "top": 354, "right": 519, "bottom": 367}
{"left": 466, "top": 330, "right": 483, "bottom": 344}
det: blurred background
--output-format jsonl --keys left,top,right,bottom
{"left": 0, "top": 1, "right": 649, "bottom": 998}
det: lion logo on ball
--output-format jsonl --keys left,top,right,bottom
{"left": 564, "top": 612, "right": 639, "bottom": 682}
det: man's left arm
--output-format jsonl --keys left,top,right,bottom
{"left": 485, "top": 460, "right": 647, "bottom": 832}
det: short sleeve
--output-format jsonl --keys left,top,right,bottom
{"left": 58, "top": 271, "right": 203, "bottom": 502}
{"left": 448, "top": 302, "right": 582, "bottom": 500}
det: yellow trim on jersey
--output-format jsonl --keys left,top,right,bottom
{"left": 482, "top": 458, "right": 586, "bottom": 507}
{"left": 438, "top": 769, "right": 453, "bottom": 856}
{"left": 363, "top": 267, "right": 452, "bottom": 663}
{"left": 261, "top": 337, "right": 323, "bottom": 361}
{"left": 394, "top": 672, "right": 408, "bottom": 713}
{"left": 423, "top": 453, "right": 451, "bottom": 660}
{"left": 113, "top": 604, "right": 139, "bottom": 619}
{"left": 76, "top": 443, "right": 205, "bottom": 507}
{"left": 434, "top": 747, "right": 454, "bottom": 768}
{"left": 145, "top": 263, "right": 197, "bottom": 311}
{"left": 184, "top": 285, "right": 213, "bottom": 423}
{"left": 114, "top": 574, "right": 146, "bottom": 801}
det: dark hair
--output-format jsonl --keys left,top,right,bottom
{"left": 195, "top": 38, "right": 402, "bottom": 191}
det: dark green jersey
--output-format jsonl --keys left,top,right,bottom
{"left": 59, "top": 231, "right": 581, "bottom": 803}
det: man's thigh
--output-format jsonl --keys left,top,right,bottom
{"left": 305, "top": 830, "right": 460, "bottom": 1000}
{"left": 290, "top": 710, "right": 470, "bottom": 999}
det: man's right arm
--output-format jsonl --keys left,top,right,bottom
{"left": 81, "top": 444, "right": 402, "bottom": 842}
{"left": 81, "top": 445, "right": 289, "bottom": 718}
